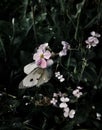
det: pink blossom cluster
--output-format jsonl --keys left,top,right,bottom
{"left": 59, "top": 41, "right": 70, "bottom": 57}
{"left": 33, "top": 43, "right": 53, "bottom": 68}
{"left": 33, "top": 41, "right": 70, "bottom": 69}
{"left": 85, "top": 31, "right": 101, "bottom": 49}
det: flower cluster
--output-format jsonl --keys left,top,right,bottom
{"left": 50, "top": 92, "right": 76, "bottom": 118}
{"left": 33, "top": 41, "right": 70, "bottom": 69}
{"left": 33, "top": 43, "right": 53, "bottom": 68}
{"left": 55, "top": 71, "right": 65, "bottom": 82}
{"left": 72, "top": 86, "right": 83, "bottom": 98}
{"left": 85, "top": 31, "right": 101, "bottom": 49}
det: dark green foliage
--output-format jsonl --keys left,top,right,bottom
{"left": 0, "top": 0, "right": 102, "bottom": 130}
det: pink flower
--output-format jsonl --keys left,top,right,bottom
{"left": 33, "top": 43, "right": 53, "bottom": 68}
{"left": 59, "top": 41, "right": 70, "bottom": 57}
{"left": 90, "top": 31, "right": 101, "bottom": 37}
{"left": 85, "top": 31, "right": 101, "bottom": 49}
{"left": 38, "top": 43, "right": 49, "bottom": 50}
{"left": 61, "top": 41, "right": 70, "bottom": 50}
{"left": 33, "top": 49, "right": 51, "bottom": 68}
{"left": 85, "top": 36, "right": 99, "bottom": 49}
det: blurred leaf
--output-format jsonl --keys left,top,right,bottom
{"left": 0, "top": 20, "right": 12, "bottom": 35}
{"left": 0, "top": 37, "right": 6, "bottom": 58}
{"left": 61, "top": 121, "right": 74, "bottom": 130}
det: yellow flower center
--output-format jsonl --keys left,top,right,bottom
{"left": 40, "top": 54, "right": 44, "bottom": 58}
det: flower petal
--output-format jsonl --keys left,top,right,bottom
{"left": 64, "top": 107, "right": 69, "bottom": 113}
{"left": 33, "top": 53, "right": 40, "bottom": 61}
{"left": 37, "top": 59, "right": 47, "bottom": 68}
{"left": 44, "top": 50, "right": 51, "bottom": 59}
{"left": 59, "top": 102, "right": 68, "bottom": 108}
{"left": 64, "top": 112, "right": 69, "bottom": 118}
{"left": 69, "top": 109, "right": 75, "bottom": 118}
{"left": 47, "top": 59, "right": 54, "bottom": 66}
{"left": 60, "top": 97, "right": 69, "bottom": 102}
{"left": 39, "top": 43, "right": 48, "bottom": 50}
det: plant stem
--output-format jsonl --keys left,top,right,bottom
{"left": 94, "top": 67, "right": 102, "bottom": 86}
{"left": 78, "top": 58, "right": 87, "bottom": 83}
{"left": 31, "top": 1, "right": 37, "bottom": 44}
{"left": 74, "top": 0, "right": 86, "bottom": 40}
{"left": 67, "top": 50, "right": 71, "bottom": 69}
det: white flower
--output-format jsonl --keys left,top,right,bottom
{"left": 50, "top": 98, "right": 57, "bottom": 105}
{"left": 57, "top": 75, "right": 63, "bottom": 79}
{"left": 53, "top": 93, "right": 58, "bottom": 97}
{"left": 73, "top": 89, "right": 82, "bottom": 98}
{"left": 96, "top": 113, "right": 101, "bottom": 120}
{"left": 25, "top": 102, "right": 29, "bottom": 106}
{"left": 77, "top": 86, "right": 82, "bottom": 90}
{"left": 55, "top": 72, "right": 65, "bottom": 82}
{"left": 60, "top": 78, "right": 65, "bottom": 82}
{"left": 68, "top": 109, "right": 76, "bottom": 118}
{"left": 55, "top": 72, "right": 60, "bottom": 77}
{"left": 60, "top": 97, "right": 69, "bottom": 102}
{"left": 63, "top": 107, "right": 76, "bottom": 118}
{"left": 59, "top": 97, "right": 69, "bottom": 108}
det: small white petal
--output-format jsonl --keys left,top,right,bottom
{"left": 73, "top": 89, "right": 79, "bottom": 95}
{"left": 55, "top": 72, "right": 60, "bottom": 77}
{"left": 60, "top": 78, "right": 65, "bottom": 82}
{"left": 77, "top": 86, "right": 82, "bottom": 90}
{"left": 60, "top": 97, "right": 69, "bottom": 102}
{"left": 47, "top": 59, "right": 54, "bottom": 66}
{"left": 59, "top": 103, "right": 68, "bottom": 108}
{"left": 58, "top": 75, "right": 63, "bottom": 80}
{"left": 53, "top": 93, "right": 58, "bottom": 97}
{"left": 64, "top": 112, "right": 69, "bottom": 118}
{"left": 59, "top": 50, "right": 67, "bottom": 57}
{"left": 91, "top": 31, "right": 101, "bottom": 37}
{"left": 50, "top": 98, "right": 57, "bottom": 105}
{"left": 25, "top": 103, "right": 29, "bottom": 106}
{"left": 96, "top": 113, "right": 101, "bottom": 118}
{"left": 90, "top": 31, "right": 96, "bottom": 36}
{"left": 64, "top": 107, "right": 69, "bottom": 113}
{"left": 69, "top": 109, "right": 75, "bottom": 118}
{"left": 96, "top": 113, "right": 101, "bottom": 120}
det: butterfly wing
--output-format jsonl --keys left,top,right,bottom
{"left": 37, "top": 68, "right": 52, "bottom": 87}
{"left": 19, "top": 68, "right": 43, "bottom": 89}
{"left": 19, "top": 67, "right": 52, "bottom": 89}
{"left": 24, "top": 62, "right": 37, "bottom": 74}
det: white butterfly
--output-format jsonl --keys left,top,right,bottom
{"left": 19, "top": 62, "right": 52, "bottom": 89}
